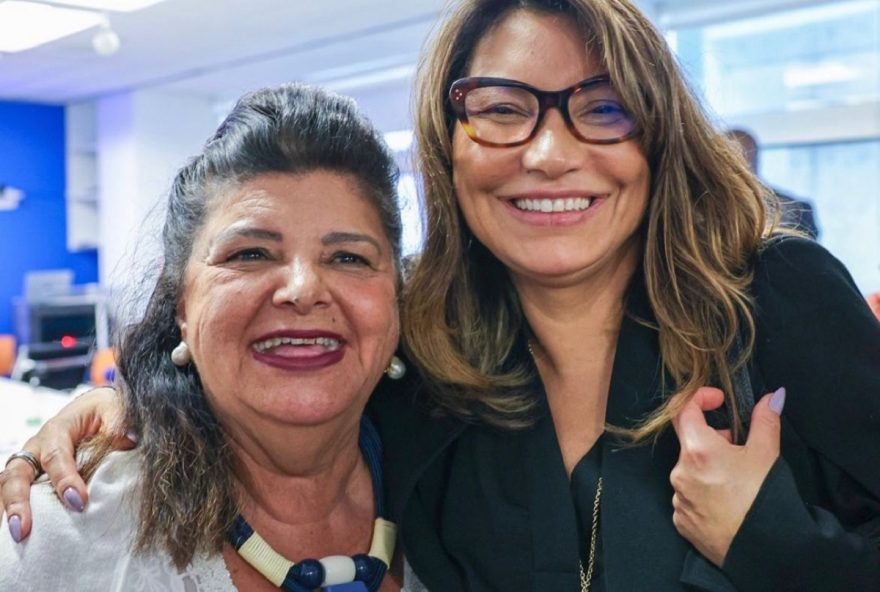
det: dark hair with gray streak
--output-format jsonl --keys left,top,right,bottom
{"left": 112, "top": 83, "right": 401, "bottom": 568}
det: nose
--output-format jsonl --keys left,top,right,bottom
{"left": 272, "top": 258, "right": 330, "bottom": 313}
{"left": 521, "top": 108, "right": 585, "bottom": 178}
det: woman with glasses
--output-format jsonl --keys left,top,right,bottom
{"left": 3, "top": 0, "right": 880, "bottom": 590}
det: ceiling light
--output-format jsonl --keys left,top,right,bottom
{"left": 92, "top": 24, "right": 120, "bottom": 56}
{"left": 784, "top": 62, "right": 861, "bottom": 88}
{"left": 45, "top": 0, "right": 167, "bottom": 12}
{"left": 0, "top": 1, "right": 104, "bottom": 53}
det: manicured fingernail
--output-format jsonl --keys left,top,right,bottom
{"left": 769, "top": 387, "right": 786, "bottom": 415}
{"left": 125, "top": 430, "right": 139, "bottom": 445}
{"left": 63, "top": 487, "right": 85, "bottom": 512}
{"left": 8, "top": 515, "right": 22, "bottom": 542}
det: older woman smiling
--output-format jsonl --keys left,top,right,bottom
{"left": 0, "top": 84, "right": 409, "bottom": 592}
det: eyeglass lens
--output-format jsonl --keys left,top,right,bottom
{"left": 462, "top": 81, "right": 634, "bottom": 145}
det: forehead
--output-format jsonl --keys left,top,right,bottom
{"left": 466, "top": 9, "right": 602, "bottom": 86}
{"left": 202, "top": 171, "right": 387, "bottom": 241}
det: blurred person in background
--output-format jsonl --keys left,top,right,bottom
{"left": 726, "top": 128, "right": 820, "bottom": 239}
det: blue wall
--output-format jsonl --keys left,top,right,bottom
{"left": 0, "top": 101, "right": 99, "bottom": 336}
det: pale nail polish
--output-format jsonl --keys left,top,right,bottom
{"left": 769, "top": 387, "right": 786, "bottom": 415}
{"left": 125, "top": 430, "right": 139, "bottom": 445}
{"left": 8, "top": 515, "right": 22, "bottom": 542}
{"left": 63, "top": 487, "right": 85, "bottom": 512}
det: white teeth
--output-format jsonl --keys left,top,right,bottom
{"left": 513, "top": 197, "right": 593, "bottom": 212}
{"left": 253, "top": 336, "right": 341, "bottom": 353}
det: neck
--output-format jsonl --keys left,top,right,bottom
{"left": 228, "top": 415, "right": 369, "bottom": 521}
{"left": 514, "top": 239, "right": 640, "bottom": 377}
{"left": 219, "top": 414, "right": 400, "bottom": 592}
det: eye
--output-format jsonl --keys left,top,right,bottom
{"left": 592, "top": 102, "right": 623, "bottom": 114}
{"left": 575, "top": 100, "right": 629, "bottom": 125}
{"left": 331, "top": 251, "right": 371, "bottom": 266}
{"left": 469, "top": 102, "right": 533, "bottom": 121}
{"left": 226, "top": 247, "right": 270, "bottom": 262}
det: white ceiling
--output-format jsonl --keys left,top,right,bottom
{"left": 0, "top": 0, "right": 445, "bottom": 104}
{"left": 0, "top": 0, "right": 840, "bottom": 105}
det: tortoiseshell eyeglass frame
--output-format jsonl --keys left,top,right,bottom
{"left": 448, "top": 74, "right": 640, "bottom": 147}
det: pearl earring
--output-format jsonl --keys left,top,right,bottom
{"left": 170, "top": 341, "right": 191, "bottom": 367}
{"left": 385, "top": 355, "right": 406, "bottom": 380}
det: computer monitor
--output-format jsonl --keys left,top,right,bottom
{"left": 28, "top": 302, "right": 97, "bottom": 344}
{"left": 13, "top": 292, "right": 109, "bottom": 349}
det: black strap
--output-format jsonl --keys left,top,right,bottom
{"left": 730, "top": 333, "right": 756, "bottom": 443}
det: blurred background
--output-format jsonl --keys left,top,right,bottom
{"left": 0, "top": 0, "right": 878, "bottom": 454}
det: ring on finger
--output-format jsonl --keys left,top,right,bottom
{"left": 4, "top": 450, "right": 42, "bottom": 478}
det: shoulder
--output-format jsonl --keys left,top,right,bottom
{"left": 754, "top": 235, "right": 841, "bottom": 281}
{"left": 0, "top": 451, "right": 140, "bottom": 588}
{"left": 751, "top": 236, "right": 865, "bottom": 316}
{"left": 0, "top": 451, "right": 234, "bottom": 591}
{"left": 367, "top": 361, "right": 445, "bottom": 435}
{"left": 750, "top": 235, "right": 878, "bottom": 358}
{"left": 366, "top": 365, "right": 471, "bottom": 522}
{"left": 749, "top": 238, "right": 880, "bottom": 493}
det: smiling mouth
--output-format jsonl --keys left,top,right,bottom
{"left": 252, "top": 336, "right": 341, "bottom": 354}
{"left": 512, "top": 197, "right": 593, "bottom": 213}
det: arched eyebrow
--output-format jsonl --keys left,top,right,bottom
{"left": 209, "top": 228, "right": 382, "bottom": 254}
{"left": 322, "top": 231, "right": 382, "bottom": 253}
{"left": 212, "top": 227, "right": 283, "bottom": 246}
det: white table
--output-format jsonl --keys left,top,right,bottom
{"left": 0, "top": 378, "right": 74, "bottom": 460}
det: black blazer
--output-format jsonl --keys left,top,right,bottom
{"left": 369, "top": 238, "right": 880, "bottom": 591}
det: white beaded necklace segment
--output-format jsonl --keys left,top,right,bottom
{"left": 227, "top": 416, "right": 397, "bottom": 592}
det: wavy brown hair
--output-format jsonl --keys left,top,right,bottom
{"left": 403, "top": 0, "right": 774, "bottom": 440}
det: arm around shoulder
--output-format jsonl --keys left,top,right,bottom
{"left": 0, "top": 451, "right": 140, "bottom": 590}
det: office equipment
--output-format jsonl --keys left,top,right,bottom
{"left": 11, "top": 277, "right": 110, "bottom": 389}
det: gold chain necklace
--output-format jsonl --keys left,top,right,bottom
{"left": 527, "top": 340, "right": 603, "bottom": 592}
{"left": 578, "top": 476, "right": 603, "bottom": 592}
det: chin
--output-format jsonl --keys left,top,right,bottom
{"left": 508, "top": 251, "right": 599, "bottom": 280}
{"left": 254, "top": 391, "right": 363, "bottom": 427}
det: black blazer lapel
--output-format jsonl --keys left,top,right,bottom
{"left": 600, "top": 291, "right": 692, "bottom": 591}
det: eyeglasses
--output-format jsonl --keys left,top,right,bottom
{"left": 449, "top": 75, "right": 639, "bottom": 147}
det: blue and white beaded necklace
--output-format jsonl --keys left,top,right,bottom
{"left": 227, "top": 416, "right": 396, "bottom": 592}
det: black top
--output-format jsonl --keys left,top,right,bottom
{"left": 368, "top": 237, "right": 880, "bottom": 591}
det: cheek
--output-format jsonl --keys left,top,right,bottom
{"left": 630, "top": 164, "right": 651, "bottom": 214}
{"left": 357, "top": 284, "right": 400, "bottom": 346}
{"left": 452, "top": 133, "right": 492, "bottom": 197}
{"left": 619, "top": 148, "right": 651, "bottom": 187}
{"left": 185, "top": 278, "right": 259, "bottom": 348}
{"left": 452, "top": 138, "right": 519, "bottom": 204}
{"left": 599, "top": 149, "right": 651, "bottom": 203}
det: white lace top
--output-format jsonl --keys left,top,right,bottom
{"left": 0, "top": 451, "right": 424, "bottom": 591}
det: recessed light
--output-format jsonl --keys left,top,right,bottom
{"left": 46, "top": 0, "right": 167, "bottom": 12}
{"left": 0, "top": 1, "right": 104, "bottom": 53}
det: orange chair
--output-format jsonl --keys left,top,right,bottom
{"left": 89, "top": 347, "right": 117, "bottom": 385}
{"left": 0, "top": 334, "right": 16, "bottom": 376}
{"left": 868, "top": 292, "right": 880, "bottom": 322}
